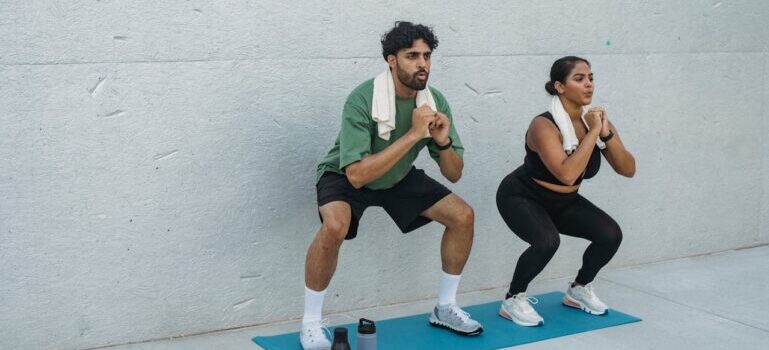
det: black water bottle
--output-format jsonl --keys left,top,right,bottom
{"left": 331, "top": 327, "right": 351, "bottom": 350}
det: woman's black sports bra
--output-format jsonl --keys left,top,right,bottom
{"left": 523, "top": 112, "right": 601, "bottom": 186}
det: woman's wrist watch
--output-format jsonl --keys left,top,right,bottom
{"left": 600, "top": 130, "right": 614, "bottom": 142}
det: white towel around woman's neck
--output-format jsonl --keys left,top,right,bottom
{"left": 372, "top": 68, "right": 436, "bottom": 140}
{"left": 548, "top": 95, "right": 606, "bottom": 154}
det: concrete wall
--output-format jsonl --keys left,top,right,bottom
{"left": 1, "top": 1, "right": 767, "bottom": 349}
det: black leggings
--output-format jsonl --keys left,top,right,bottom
{"left": 496, "top": 166, "right": 622, "bottom": 295}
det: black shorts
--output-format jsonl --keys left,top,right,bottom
{"left": 316, "top": 167, "right": 452, "bottom": 240}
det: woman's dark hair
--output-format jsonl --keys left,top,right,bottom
{"left": 381, "top": 21, "right": 439, "bottom": 61}
{"left": 545, "top": 56, "right": 591, "bottom": 95}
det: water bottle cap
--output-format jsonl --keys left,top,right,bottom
{"left": 357, "top": 318, "right": 376, "bottom": 334}
{"left": 334, "top": 327, "right": 348, "bottom": 337}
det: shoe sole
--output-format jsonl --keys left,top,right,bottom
{"left": 428, "top": 316, "right": 484, "bottom": 336}
{"left": 299, "top": 338, "right": 331, "bottom": 350}
{"left": 498, "top": 308, "right": 543, "bottom": 327}
{"left": 562, "top": 294, "right": 608, "bottom": 315}
{"left": 299, "top": 344, "right": 330, "bottom": 350}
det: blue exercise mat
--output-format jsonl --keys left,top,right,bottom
{"left": 252, "top": 291, "right": 641, "bottom": 349}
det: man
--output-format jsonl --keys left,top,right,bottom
{"left": 301, "top": 22, "right": 482, "bottom": 349}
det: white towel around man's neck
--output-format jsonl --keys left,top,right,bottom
{"left": 372, "top": 68, "right": 436, "bottom": 140}
{"left": 548, "top": 95, "right": 606, "bottom": 154}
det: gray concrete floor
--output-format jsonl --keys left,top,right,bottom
{"left": 101, "top": 245, "right": 769, "bottom": 350}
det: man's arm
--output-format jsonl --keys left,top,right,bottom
{"left": 345, "top": 105, "right": 436, "bottom": 189}
{"left": 429, "top": 112, "right": 463, "bottom": 182}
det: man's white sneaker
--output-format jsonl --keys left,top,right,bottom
{"left": 299, "top": 319, "right": 332, "bottom": 350}
{"left": 428, "top": 303, "right": 484, "bottom": 335}
{"left": 499, "top": 292, "right": 544, "bottom": 326}
{"left": 563, "top": 282, "right": 608, "bottom": 315}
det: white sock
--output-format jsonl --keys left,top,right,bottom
{"left": 438, "top": 271, "right": 461, "bottom": 305}
{"left": 303, "top": 286, "right": 326, "bottom": 325}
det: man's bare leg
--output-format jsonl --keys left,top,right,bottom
{"left": 300, "top": 201, "right": 351, "bottom": 349}
{"left": 421, "top": 193, "right": 475, "bottom": 276}
{"left": 305, "top": 201, "right": 351, "bottom": 291}
{"left": 421, "top": 193, "right": 482, "bottom": 335}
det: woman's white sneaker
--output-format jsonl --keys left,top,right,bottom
{"left": 563, "top": 282, "right": 608, "bottom": 315}
{"left": 499, "top": 292, "right": 544, "bottom": 326}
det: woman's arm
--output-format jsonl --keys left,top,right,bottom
{"left": 600, "top": 119, "right": 636, "bottom": 177}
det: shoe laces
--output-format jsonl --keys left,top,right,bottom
{"left": 513, "top": 293, "right": 538, "bottom": 312}
{"left": 590, "top": 285, "right": 606, "bottom": 304}
{"left": 577, "top": 282, "right": 600, "bottom": 302}
{"left": 585, "top": 282, "right": 596, "bottom": 295}
{"left": 305, "top": 318, "right": 331, "bottom": 341}
{"left": 449, "top": 304, "right": 471, "bottom": 323}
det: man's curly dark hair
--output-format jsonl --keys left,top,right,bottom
{"left": 380, "top": 21, "right": 439, "bottom": 61}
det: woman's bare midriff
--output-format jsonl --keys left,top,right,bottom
{"left": 532, "top": 178, "right": 580, "bottom": 193}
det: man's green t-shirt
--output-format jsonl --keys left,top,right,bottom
{"left": 316, "top": 79, "right": 464, "bottom": 190}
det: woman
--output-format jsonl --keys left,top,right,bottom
{"left": 496, "top": 56, "right": 635, "bottom": 326}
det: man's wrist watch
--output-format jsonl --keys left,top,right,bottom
{"left": 435, "top": 136, "right": 453, "bottom": 151}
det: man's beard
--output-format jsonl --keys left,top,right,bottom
{"left": 395, "top": 64, "right": 429, "bottom": 91}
